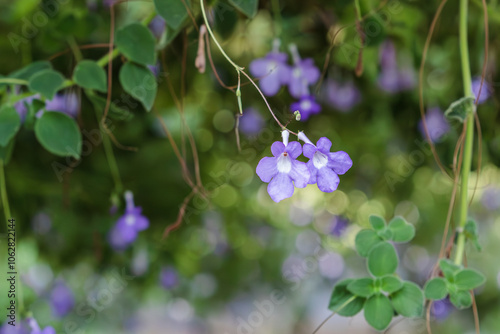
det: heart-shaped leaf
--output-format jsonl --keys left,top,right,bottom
{"left": 364, "top": 294, "right": 393, "bottom": 331}
{"left": 444, "top": 96, "right": 475, "bottom": 122}
{"left": 380, "top": 276, "right": 403, "bottom": 294}
{"left": 28, "top": 69, "right": 65, "bottom": 99}
{"left": 387, "top": 216, "right": 415, "bottom": 243}
{"left": 115, "top": 23, "right": 156, "bottom": 66}
{"left": 328, "top": 279, "right": 365, "bottom": 316}
{"left": 454, "top": 269, "right": 485, "bottom": 291}
{"left": 390, "top": 281, "right": 424, "bottom": 317}
{"left": 367, "top": 242, "right": 398, "bottom": 277}
{"left": 355, "top": 229, "right": 383, "bottom": 257}
{"left": 119, "top": 62, "right": 158, "bottom": 111}
{"left": 154, "top": 0, "right": 189, "bottom": 30}
{"left": 0, "top": 106, "right": 21, "bottom": 146}
{"left": 10, "top": 61, "right": 53, "bottom": 80}
{"left": 424, "top": 277, "right": 448, "bottom": 300}
{"left": 369, "top": 215, "right": 386, "bottom": 231}
{"left": 347, "top": 278, "right": 375, "bottom": 298}
{"left": 35, "top": 111, "right": 82, "bottom": 159}
{"left": 73, "top": 60, "right": 107, "bottom": 92}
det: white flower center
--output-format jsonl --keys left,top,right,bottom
{"left": 267, "top": 61, "right": 277, "bottom": 73}
{"left": 293, "top": 68, "right": 302, "bottom": 78}
{"left": 125, "top": 215, "right": 136, "bottom": 226}
{"left": 313, "top": 151, "right": 328, "bottom": 169}
{"left": 277, "top": 152, "right": 292, "bottom": 173}
{"left": 300, "top": 99, "right": 311, "bottom": 110}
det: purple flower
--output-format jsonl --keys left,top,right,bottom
{"left": 471, "top": 77, "right": 492, "bottom": 104}
{"left": 290, "top": 95, "right": 321, "bottom": 121}
{"left": 256, "top": 130, "right": 310, "bottom": 202}
{"left": 147, "top": 63, "right": 160, "bottom": 77}
{"left": 109, "top": 191, "right": 149, "bottom": 251}
{"left": 324, "top": 80, "right": 361, "bottom": 112}
{"left": 160, "top": 266, "right": 179, "bottom": 289}
{"left": 377, "top": 40, "right": 415, "bottom": 93}
{"left": 239, "top": 107, "right": 265, "bottom": 136}
{"left": 481, "top": 186, "right": 500, "bottom": 211}
{"left": 27, "top": 318, "right": 55, "bottom": 334}
{"left": 330, "top": 216, "right": 349, "bottom": 237}
{"left": 418, "top": 107, "right": 450, "bottom": 143}
{"left": 36, "top": 92, "right": 79, "bottom": 119}
{"left": 49, "top": 280, "right": 75, "bottom": 317}
{"left": 431, "top": 298, "right": 453, "bottom": 321}
{"left": 14, "top": 95, "right": 39, "bottom": 123}
{"left": 0, "top": 320, "right": 30, "bottom": 334}
{"left": 148, "top": 15, "right": 165, "bottom": 39}
{"left": 288, "top": 44, "right": 320, "bottom": 98}
{"left": 249, "top": 52, "right": 290, "bottom": 97}
{"left": 300, "top": 133, "right": 352, "bottom": 193}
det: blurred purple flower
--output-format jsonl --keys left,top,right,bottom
{"left": 36, "top": 92, "right": 79, "bottom": 119}
{"left": 109, "top": 191, "right": 149, "bottom": 251}
{"left": 14, "top": 95, "right": 39, "bottom": 123}
{"left": 471, "top": 77, "right": 492, "bottom": 104}
{"left": 27, "top": 318, "right": 55, "bottom": 334}
{"left": 249, "top": 52, "right": 290, "bottom": 97}
{"left": 147, "top": 63, "right": 160, "bottom": 77}
{"left": 148, "top": 15, "right": 165, "bottom": 39}
{"left": 418, "top": 107, "right": 450, "bottom": 143}
{"left": 481, "top": 186, "right": 500, "bottom": 211}
{"left": 300, "top": 133, "right": 352, "bottom": 193}
{"left": 49, "top": 280, "right": 75, "bottom": 317}
{"left": 431, "top": 298, "right": 454, "bottom": 321}
{"left": 0, "top": 320, "right": 30, "bottom": 334}
{"left": 377, "top": 40, "right": 415, "bottom": 93}
{"left": 288, "top": 44, "right": 320, "bottom": 98}
{"left": 256, "top": 130, "right": 310, "bottom": 203}
{"left": 290, "top": 95, "right": 321, "bottom": 121}
{"left": 160, "top": 266, "right": 179, "bottom": 289}
{"left": 324, "top": 80, "right": 361, "bottom": 112}
{"left": 330, "top": 216, "right": 349, "bottom": 237}
{"left": 238, "top": 107, "right": 265, "bottom": 136}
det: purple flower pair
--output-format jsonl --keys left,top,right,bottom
{"left": 109, "top": 191, "right": 149, "bottom": 251}
{"left": 256, "top": 130, "right": 352, "bottom": 202}
{"left": 15, "top": 92, "right": 79, "bottom": 122}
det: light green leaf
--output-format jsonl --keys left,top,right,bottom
{"left": 73, "top": 60, "right": 107, "bottom": 92}
{"left": 0, "top": 106, "right": 21, "bottom": 147}
{"left": 369, "top": 215, "right": 386, "bottom": 231}
{"left": 454, "top": 269, "right": 486, "bottom": 291}
{"left": 449, "top": 290, "right": 472, "bottom": 309}
{"left": 347, "top": 278, "right": 375, "bottom": 298}
{"left": 444, "top": 96, "right": 475, "bottom": 122}
{"left": 364, "top": 294, "right": 393, "bottom": 331}
{"left": 424, "top": 277, "right": 448, "bottom": 300}
{"left": 229, "top": 0, "right": 258, "bottom": 18}
{"left": 10, "top": 61, "right": 53, "bottom": 80}
{"left": 154, "top": 0, "right": 189, "bottom": 30}
{"left": 328, "top": 279, "right": 365, "bottom": 317}
{"left": 367, "top": 242, "right": 398, "bottom": 277}
{"left": 380, "top": 276, "right": 403, "bottom": 294}
{"left": 387, "top": 216, "right": 415, "bottom": 243}
{"left": 28, "top": 69, "right": 65, "bottom": 99}
{"left": 355, "top": 229, "right": 383, "bottom": 257}
{"left": 34, "top": 111, "right": 82, "bottom": 159}
{"left": 115, "top": 23, "right": 156, "bottom": 66}
{"left": 391, "top": 281, "right": 424, "bottom": 317}
{"left": 464, "top": 220, "right": 481, "bottom": 251}
{"left": 439, "top": 259, "right": 462, "bottom": 281}
{"left": 119, "top": 62, "right": 157, "bottom": 111}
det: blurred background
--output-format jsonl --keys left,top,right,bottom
{"left": 0, "top": 0, "right": 499, "bottom": 333}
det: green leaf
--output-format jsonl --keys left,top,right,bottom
{"left": 444, "top": 97, "right": 475, "bottom": 122}
{"left": 380, "top": 276, "right": 403, "bottom": 294}
{"left": 154, "top": 0, "right": 189, "bottom": 30}
{"left": 0, "top": 139, "right": 15, "bottom": 164}
{"left": 364, "top": 294, "right": 393, "bottom": 331}
{"left": 377, "top": 228, "right": 393, "bottom": 240}
{"left": 34, "top": 112, "right": 82, "bottom": 159}
{"left": 369, "top": 215, "right": 386, "bottom": 231}
{"left": 387, "top": 216, "right": 415, "bottom": 243}
{"left": 119, "top": 62, "right": 158, "bottom": 111}
{"left": 355, "top": 229, "right": 383, "bottom": 257}
{"left": 115, "top": 23, "right": 156, "bottom": 66}
{"left": 10, "top": 61, "right": 53, "bottom": 80}
{"left": 439, "top": 259, "right": 462, "bottom": 280}
{"left": 28, "top": 69, "right": 65, "bottom": 99}
{"left": 0, "top": 106, "right": 21, "bottom": 147}
{"left": 347, "top": 278, "right": 375, "bottom": 298}
{"left": 73, "top": 60, "right": 107, "bottom": 92}
{"left": 390, "top": 281, "right": 424, "bottom": 317}
{"left": 86, "top": 92, "right": 133, "bottom": 122}
{"left": 424, "top": 278, "right": 448, "bottom": 300}
{"left": 454, "top": 269, "right": 486, "bottom": 291}
{"left": 367, "top": 242, "right": 398, "bottom": 277}
{"left": 229, "top": 0, "right": 258, "bottom": 18}
{"left": 464, "top": 220, "right": 481, "bottom": 251}
{"left": 449, "top": 290, "right": 472, "bottom": 309}
{"left": 328, "top": 279, "right": 365, "bottom": 317}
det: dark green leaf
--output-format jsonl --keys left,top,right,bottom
{"left": 444, "top": 97, "right": 475, "bottom": 122}
{"left": 380, "top": 276, "right": 403, "bottom": 294}
{"left": 34, "top": 112, "right": 82, "bottom": 159}
{"left": 328, "top": 279, "right": 365, "bottom": 317}
{"left": 115, "top": 23, "right": 156, "bottom": 66}
{"left": 10, "top": 61, "right": 53, "bottom": 80}
{"left": 367, "top": 242, "right": 398, "bottom": 277}
{"left": 73, "top": 60, "right": 107, "bottom": 92}
{"left": 0, "top": 106, "right": 21, "bottom": 146}
{"left": 355, "top": 229, "right": 383, "bottom": 257}
{"left": 439, "top": 259, "right": 462, "bottom": 280}
{"left": 119, "top": 62, "right": 158, "bottom": 111}
{"left": 464, "top": 220, "right": 481, "bottom": 251}
{"left": 154, "top": 0, "right": 189, "bottom": 30}
{"left": 347, "top": 278, "right": 375, "bottom": 298}
{"left": 214, "top": 1, "right": 239, "bottom": 39}
{"left": 369, "top": 215, "right": 386, "bottom": 231}
{"left": 454, "top": 269, "right": 485, "bottom": 291}
{"left": 86, "top": 92, "right": 133, "bottom": 121}
{"left": 449, "top": 290, "right": 472, "bottom": 309}
{"left": 364, "top": 294, "right": 393, "bottom": 331}
{"left": 229, "top": 0, "right": 258, "bottom": 18}
{"left": 387, "top": 216, "right": 415, "bottom": 243}
{"left": 390, "top": 281, "right": 424, "bottom": 317}
{"left": 28, "top": 69, "right": 65, "bottom": 99}
{"left": 424, "top": 278, "right": 448, "bottom": 300}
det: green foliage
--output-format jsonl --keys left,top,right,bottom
{"left": 369, "top": 215, "right": 385, "bottom": 231}
{"left": 449, "top": 290, "right": 472, "bottom": 309}
{"left": 390, "top": 281, "right": 424, "bottom": 317}
{"left": 34, "top": 112, "right": 82, "bottom": 159}
{"left": 454, "top": 269, "right": 486, "bottom": 291}
{"left": 464, "top": 220, "right": 481, "bottom": 251}
{"left": 10, "top": 61, "right": 52, "bottom": 80}
{"left": 380, "top": 276, "right": 403, "bottom": 294}
{"left": 364, "top": 294, "right": 393, "bottom": 331}
{"left": 28, "top": 69, "right": 65, "bottom": 99}
{"left": 229, "top": 0, "right": 258, "bottom": 18}
{"left": 444, "top": 96, "right": 475, "bottom": 122}
{"left": 367, "top": 242, "right": 398, "bottom": 277}
{"left": 439, "top": 259, "right": 461, "bottom": 280}
{"left": 424, "top": 277, "right": 448, "bottom": 300}
{"left": 86, "top": 92, "right": 134, "bottom": 121}
{"left": 119, "top": 62, "right": 158, "bottom": 111}
{"left": 0, "top": 106, "right": 21, "bottom": 146}
{"left": 347, "top": 278, "right": 375, "bottom": 298}
{"left": 154, "top": 0, "right": 189, "bottom": 30}
{"left": 0, "top": 139, "right": 15, "bottom": 164}
{"left": 328, "top": 279, "right": 365, "bottom": 316}
{"left": 387, "top": 217, "right": 415, "bottom": 242}
{"left": 73, "top": 60, "right": 107, "bottom": 93}
{"left": 355, "top": 229, "right": 382, "bottom": 257}
{"left": 115, "top": 23, "right": 157, "bottom": 66}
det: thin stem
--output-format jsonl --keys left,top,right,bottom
{"left": 0, "top": 161, "right": 12, "bottom": 224}
{"left": 67, "top": 36, "right": 83, "bottom": 62}
{"left": 311, "top": 296, "right": 355, "bottom": 334}
{"left": 454, "top": 0, "right": 474, "bottom": 265}
{"left": 101, "top": 124, "right": 124, "bottom": 193}
{"left": 96, "top": 48, "right": 120, "bottom": 68}
{"left": 354, "top": 0, "right": 363, "bottom": 21}
{"left": 0, "top": 78, "right": 29, "bottom": 86}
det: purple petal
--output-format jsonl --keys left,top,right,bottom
{"left": 303, "top": 143, "right": 317, "bottom": 159}
{"left": 259, "top": 74, "right": 282, "bottom": 96}
{"left": 316, "top": 137, "right": 332, "bottom": 152}
{"left": 306, "top": 160, "right": 318, "bottom": 184}
{"left": 327, "top": 151, "right": 353, "bottom": 175}
{"left": 109, "top": 221, "right": 138, "bottom": 250}
{"left": 289, "top": 160, "right": 310, "bottom": 188}
{"left": 42, "top": 327, "right": 56, "bottom": 334}
{"left": 317, "top": 168, "right": 340, "bottom": 193}
{"left": 288, "top": 77, "right": 307, "bottom": 98}
{"left": 285, "top": 141, "right": 302, "bottom": 159}
{"left": 271, "top": 141, "right": 285, "bottom": 157}
{"left": 256, "top": 157, "right": 278, "bottom": 183}
{"left": 135, "top": 214, "right": 149, "bottom": 231}
{"left": 50, "top": 281, "right": 75, "bottom": 317}
{"left": 299, "top": 59, "right": 320, "bottom": 83}
{"left": 267, "top": 173, "right": 294, "bottom": 202}
{"left": 249, "top": 58, "right": 271, "bottom": 77}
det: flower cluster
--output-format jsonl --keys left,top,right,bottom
{"left": 256, "top": 130, "right": 352, "bottom": 202}
{"left": 249, "top": 41, "right": 321, "bottom": 121}
{"left": 109, "top": 191, "right": 149, "bottom": 251}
